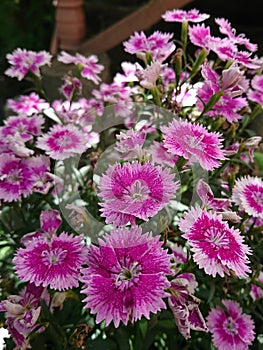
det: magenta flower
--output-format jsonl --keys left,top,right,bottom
{"left": 232, "top": 175, "right": 263, "bottom": 218}
{"left": 247, "top": 74, "right": 263, "bottom": 106}
{"left": 60, "top": 75, "right": 82, "bottom": 100}
{"left": 161, "top": 118, "right": 225, "bottom": 171}
{"left": 250, "top": 271, "right": 263, "bottom": 301}
{"left": 36, "top": 124, "right": 88, "bottom": 160}
{"left": 13, "top": 232, "right": 88, "bottom": 291}
{"left": 179, "top": 206, "right": 251, "bottom": 278}
{"left": 168, "top": 273, "right": 207, "bottom": 339}
{"left": 0, "top": 283, "right": 50, "bottom": 350}
{"left": 26, "top": 155, "right": 53, "bottom": 194}
{"left": 40, "top": 209, "right": 62, "bottom": 235}
{"left": 123, "top": 31, "right": 175, "bottom": 62}
{"left": 188, "top": 24, "right": 212, "bottom": 51}
{"left": 5, "top": 48, "right": 52, "bottom": 80}
{"left": 0, "top": 154, "right": 36, "bottom": 202}
{"left": 7, "top": 92, "right": 49, "bottom": 116}
{"left": 81, "top": 226, "right": 171, "bottom": 327}
{"left": 162, "top": 8, "right": 209, "bottom": 23}
{"left": 57, "top": 51, "right": 104, "bottom": 84}
{"left": 207, "top": 300, "right": 255, "bottom": 350}
{"left": 99, "top": 161, "right": 179, "bottom": 226}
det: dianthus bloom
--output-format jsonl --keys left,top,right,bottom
{"left": 7, "top": 92, "right": 50, "bottom": 116}
{"left": 162, "top": 8, "right": 210, "bottom": 23}
{"left": 232, "top": 175, "right": 263, "bottom": 218}
{"left": 81, "top": 226, "right": 171, "bottom": 327}
{"left": 5, "top": 48, "right": 52, "bottom": 80}
{"left": 250, "top": 271, "right": 263, "bottom": 301}
{"left": 99, "top": 161, "right": 179, "bottom": 226}
{"left": 36, "top": 124, "right": 88, "bottom": 160}
{"left": 161, "top": 119, "right": 225, "bottom": 171}
{"left": 207, "top": 300, "right": 255, "bottom": 350}
{"left": 247, "top": 74, "right": 263, "bottom": 106}
{"left": 179, "top": 207, "right": 251, "bottom": 278}
{"left": 57, "top": 51, "right": 104, "bottom": 84}
{"left": 13, "top": 232, "right": 88, "bottom": 291}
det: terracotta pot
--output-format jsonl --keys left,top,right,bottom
{"left": 55, "top": 0, "right": 86, "bottom": 51}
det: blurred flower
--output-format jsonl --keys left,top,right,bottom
{"left": 7, "top": 93, "right": 50, "bottom": 116}
{"left": 162, "top": 8, "right": 209, "bottom": 23}
{"left": 250, "top": 271, "right": 263, "bottom": 301}
{"left": 207, "top": 299, "right": 255, "bottom": 350}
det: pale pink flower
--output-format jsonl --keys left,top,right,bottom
{"left": 215, "top": 17, "right": 258, "bottom": 52}
{"left": 136, "top": 61, "right": 162, "bottom": 89}
{"left": 162, "top": 8, "right": 209, "bottom": 23}
{"left": 115, "top": 128, "right": 146, "bottom": 159}
{"left": 161, "top": 118, "right": 226, "bottom": 171}
{"left": 148, "top": 141, "right": 178, "bottom": 167}
{"left": 36, "top": 124, "right": 88, "bottom": 160}
{"left": 207, "top": 300, "right": 255, "bottom": 350}
{"left": 7, "top": 93, "right": 49, "bottom": 116}
{"left": 113, "top": 61, "right": 138, "bottom": 85}
{"left": 250, "top": 271, "right": 263, "bottom": 301}
{"left": 247, "top": 74, "right": 263, "bottom": 106}
{"left": 57, "top": 51, "right": 104, "bottom": 84}
{"left": 0, "top": 283, "right": 50, "bottom": 349}
{"left": 168, "top": 273, "right": 207, "bottom": 339}
{"left": 81, "top": 226, "right": 171, "bottom": 327}
{"left": 232, "top": 175, "right": 263, "bottom": 218}
{"left": 5, "top": 48, "right": 52, "bottom": 80}
{"left": 99, "top": 161, "right": 179, "bottom": 226}
{"left": 179, "top": 206, "right": 251, "bottom": 278}
{"left": 13, "top": 232, "right": 88, "bottom": 291}
{"left": 123, "top": 31, "right": 175, "bottom": 63}
{"left": 26, "top": 155, "right": 53, "bottom": 194}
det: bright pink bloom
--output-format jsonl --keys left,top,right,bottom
{"left": 57, "top": 51, "right": 104, "bottom": 84}
{"left": 13, "top": 232, "right": 88, "bottom": 291}
{"left": 40, "top": 209, "right": 62, "bottom": 235}
{"left": 81, "top": 226, "right": 171, "bottom": 327}
{"left": 232, "top": 175, "right": 263, "bottom": 218}
{"left": 5, "top": 48, "right": 52, "bottom": 80}
{"left": 188, "top": 24, "right": 212, "bottom": 51}
{"left": 162, "top": 8, "right": 209, "bottom": 23}
{"left": 168, "top": 273, "right": 207, "bottom": 339}
{"left": 99, "top": 161, "right": 179, "bottom": 226}
{"left": 215, "top": 18, "right": 258, "bottom": 52}
{"left": 207, "top": 300, "right": 255, "bottom": 350}
{"left": 123, "top": 31, "right": 175, "bottom": 62}
{"left": 161, "top": 118, "right": 225, "bottom": 171}
{"left": 26, "top": 155, "right": 53, "bottom": 194}
{"left": 179, "top": 206, "right": 251, "bottom": 278}
{"left": 247, "top": 74, "right": 263, "bottom": 106}
{"left": 60, "top": 76, "right": 82, "bottom": 100}
{"left": 36, "top": 124, "right": 88, "bottom": 160}
{"left": 0, "top": 283, "right": 50, "bottom": 350}
{"left": 7, "top": 93, "right": 49, "bottom": 116}
{"left": 250, "top": 271, "right": 263, "bottom": 301}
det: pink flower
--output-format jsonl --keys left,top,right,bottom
{"left": 250, "top": 271, "right": 263, "bottom": 301}
{"left": 161, "top": 118, "right": 225, "bottom": 171}
{"left": 7, "top": 93, "right": 50, "bottom": 116}
{"left": 215, "top": 18, "right": 258, "bottom": 52}
{"left": 136, "top": 61, "right": 163, "bottom": 89}
{"left": 0, "top": 283, "right": 50, "bottom": 349}
{"left": 5, "top": 48, "right": 52, "bottom": 80}
{"left": 57, "top": 51, "right": 104, "bottom": 84}
{"left": 13, "top": 232, "right": 88, "bottom": 291}
{"left": 188, "top": 24, "right": 212, "bottom": 51}
{"left": 99, "top": 161, "right": 179, "bottom": 226}
{"left": 115, "top": 129, "right": 146, "bottom": 159}
{"left": 123, "top": 31, "right": 175, "bottom": 63}
{"left": 179, "top": 206, "right": 251, "bottom": 278}
{"left": 40, "top": 209, "right": 62, "bottom": 235}
{"left": 232, "top": 175, "right": 263, "bottom": 218}
{"left": 148, "top": 141, "right": 178, "bottom": 167}
{"left": 81, "top": 226, "right": 171, "bottom": 327}
{"left": 60, "top": 76, "right": 82, "bottom": 100}
{"left": 207, "top": 300, "right": 255, "bottom": 350}
{"left": 162, "top": 8, "right": 210, "bottom": 23}
{"left": 0, "top": 154, "right": 36, "bottom": 202}
{"left": 36, "top": 124, "right": 88, "bottom": 160}
{"left": 26, "top": 155, "right": 53, "bottom": 194}
{"left": 168, "top": 273, "right": 208, "bottom": 339}
{"left": 247, "top": 74, "right": 263, "bottom": 106}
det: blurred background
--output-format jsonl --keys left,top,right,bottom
{"left": 0, "top": 0, "right": 263, "bottom": 112}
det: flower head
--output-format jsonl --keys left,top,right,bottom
{"left": 36, "top": 124, "right": 88, "bottom": 160}
{"left": 5, "top": 48, "right": 52, "bottom": 80}
{"left": 207, "top": 300, "right": 255, "bottom": 350}
{"left": 232, "top": 175, "right": 263, "bottom": 218}
{"left": 162, "top": 8, "right": 210, "bottom": 23}
{"left": 81, "top": 226, "right": 171, "bottom": 327}
{"left": 179, "top": 207, "right": 251, "bottom": 278}
{"left": 161, "top": 118, "right": 226, "bottom": 171}
{"left": 7, "top": 93, "right": 50, "bottom": 116}
{"left": 13, "top": 232, "right": 88, "bottom": 291}
{"left": 99, "top": 161, "right": 179, "bottom": 226}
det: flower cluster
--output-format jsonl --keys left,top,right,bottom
{"left": 1, "top": 6, "right": 263, "bottom": 350}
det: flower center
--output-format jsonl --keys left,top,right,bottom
{"left": 42, "top": 247, "right": 67, "bottom": 266}
{"left": 183, "top": 134, "right": 204, "bottom": 149}
{"left": 115, "top": 259, "right": 141, "bottom": 291}
{"left": 127, "top": 180, "right": 150, "bottom": 202}
{"left": 204, "top": 226, "right": 229, "bottom": 247}
{"left": 223, "top": 317, "right": 238, "bottom": 335}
